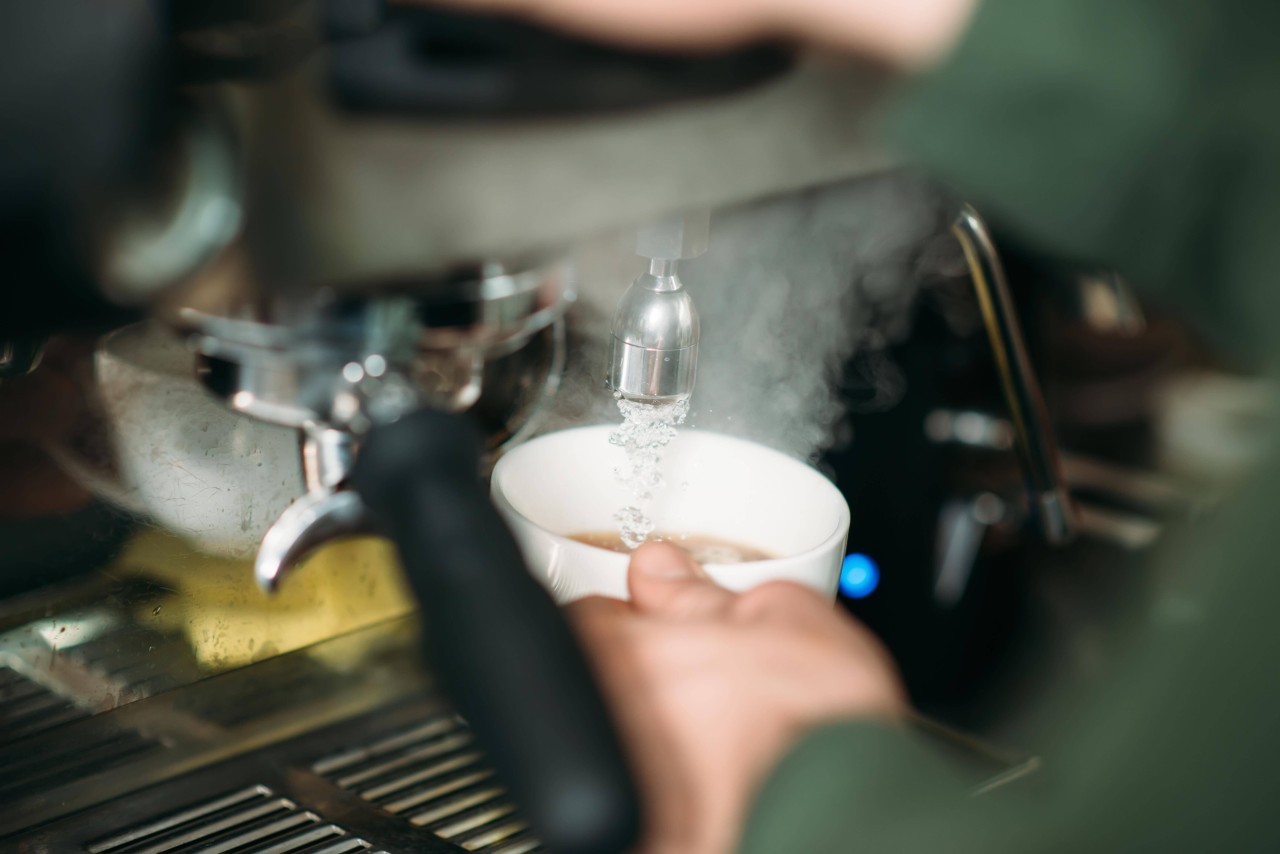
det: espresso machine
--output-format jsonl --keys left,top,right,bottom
{"left": 0, "top": 2, "right": 899, "bottom": 852}
{"left": 2, "top": 1, "right": 1253, "bottom": 851}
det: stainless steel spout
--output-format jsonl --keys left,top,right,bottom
{"left": 182, "top": 258, "right": 574, "bottom": 591}
{"left": 255, "top": 427, "right": 377, "bottom": 593}
{"left": 608, "top": 212, "right": 708, "bottom": 402}
{"left": 952, "top": 206, "right": 1077, "bottom": 544}
{"left": 608, "top": 259, "right": 700, "bottom": 402}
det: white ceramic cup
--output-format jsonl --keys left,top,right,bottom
{"left": 491, "top": 425, "right": 850, "bottom": 603}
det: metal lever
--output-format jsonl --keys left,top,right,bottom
{"left": 952, "top": 206, "right": 1077, "bottom": 544}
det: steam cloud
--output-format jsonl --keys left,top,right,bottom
{"left": 542, "top": 170, "right": 959, "bottom": 463}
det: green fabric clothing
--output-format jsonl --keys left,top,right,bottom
{"left": 745, "top": 1, "right": 1280, "bottom": 851}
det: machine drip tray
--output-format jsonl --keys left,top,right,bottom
{"left": 4, "top": 664, "right": 542, "bottom": 853}
{"left": 84, "top": 784, "right": 386, "bottom": 854}
{"left": 0, "top": 579, "right": 540, "bottom": 854}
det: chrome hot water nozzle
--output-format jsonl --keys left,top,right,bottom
{"left": 608, "top": 211, "right": 709, "bottom": 402}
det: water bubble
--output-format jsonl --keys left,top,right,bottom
{"left": 610, "top": 397, "right": 689, "bottom": 548}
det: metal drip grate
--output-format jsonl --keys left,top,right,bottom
{"left": 313, "top": 716, "right": 543, "bottom": 854}
{"left": 0, "top": 664, "right": 162, "bottom": 804}
{"left": 63, "top": 627, "right": 201, "bottom": 700}
{"left": 85, "top": 784, "right": 385, "bottom": 854}
{"left": 0, "top": 725, "right": 158, "bottom": 804}
{"left": 0, "top": 664, "right": 89, "bottom": 744}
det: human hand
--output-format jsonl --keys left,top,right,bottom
{"left": 567, "top": 543, "right": 906, "bottom": 853}
{"left": 425, "top": 0, "right": 979, "bottom": 69}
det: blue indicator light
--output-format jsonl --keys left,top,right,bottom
{"left": 840, "top": 553, "right": 880, "bottom": 599}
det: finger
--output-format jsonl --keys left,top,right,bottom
{"left": 419, "top": 0, "right": 776, "bottom": 51}
{"left": 732, "top": 579, "right": 829, "bottom": 625}
{"left": 627, "top": 542, "right": 735, "bottom": 621}
{"left": 564, "top": 593, "right": 631, "bottom": 616}
{"left": 564, "top": 594, "right": 632, "bottom": 635}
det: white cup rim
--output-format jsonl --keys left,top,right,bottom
{"left": 491, "top": 425, "right": 851, "bottom": 567}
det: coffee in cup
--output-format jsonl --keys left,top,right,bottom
{"left": 569, "top": 531, "right": 776, "bottom": 564}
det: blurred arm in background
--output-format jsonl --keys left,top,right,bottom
{"left": 430, "top": 0, "right": 978, "bottom": 67}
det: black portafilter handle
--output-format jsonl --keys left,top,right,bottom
{"left": 349, "top": 408, "right": 640, "bottom": 854}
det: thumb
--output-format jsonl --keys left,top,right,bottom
{"left": 628, "top": 542, "right": 735, "bottom": 620}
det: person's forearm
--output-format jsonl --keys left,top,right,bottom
{"left": 741, "top": 720, "right": 1002, "bottom": 854}
{"left": 746, "top": 1, "right": 1280, "bottom": 850}
{"left": 885, "top": 0, "right": 1263, "bottom": 351}
{"left": 792, "top": 0, "right": 979, "bottom": 69}
{"left": 428, "top": 0, "right": 978, "bottom": 68}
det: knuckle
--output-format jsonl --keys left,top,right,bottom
{"left": 664, "top": 584, "right": 733, "bottom": 619}
{"left": 735, "top": 580, "right": 823, "bottom": 618}
{"left": 565, "top": 596, "right": 628, "bottom": 632}
{"left": 567, "top": 594, "right": 619, "bottom": 613}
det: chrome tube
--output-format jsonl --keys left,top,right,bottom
{"left": 953, "top": 205, "right": 1077, "bottom": 544}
